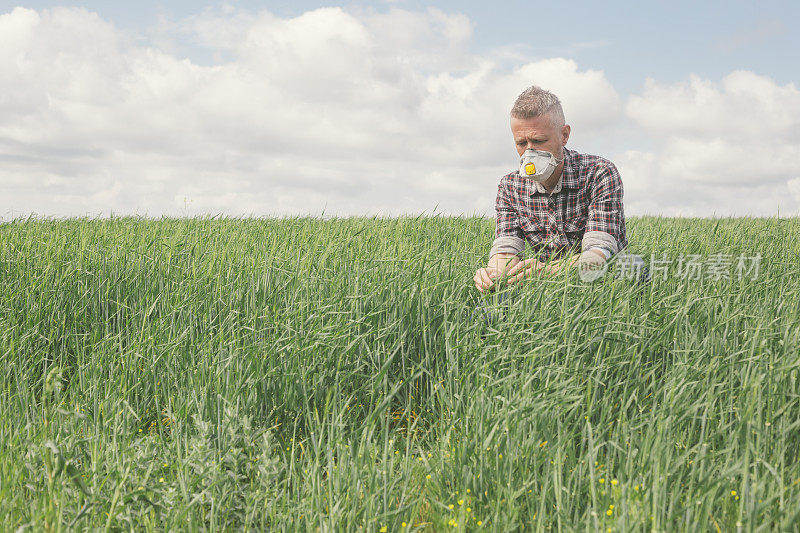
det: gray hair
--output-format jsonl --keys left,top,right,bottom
{"left": 510, "top": 85, "right": 565, "bottom": 127}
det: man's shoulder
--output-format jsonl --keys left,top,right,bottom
{"left": 565, "top": 147, "right": 622, "bottom": 192}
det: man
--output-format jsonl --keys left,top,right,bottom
{"left": 474, "top": 85, "right": 628, "bottom": 293}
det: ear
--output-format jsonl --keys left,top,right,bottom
{"left": 561, "top": 124, "right": 571, "bottom": 145}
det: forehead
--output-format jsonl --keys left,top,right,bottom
{"left": 510, "top": 114, "right": 557, "bottom": 137}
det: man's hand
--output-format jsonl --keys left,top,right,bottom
{"left": 474, "top": 253, "right": 520, "bottom": 293}
{"left": 505, "top": 258, "right": 547, "bottom": 284}
{"left": 505, "top": 253, "right": 582, "bottom": 284}
{"left": 473, "top": 266, "right": 498, "bottom": 293}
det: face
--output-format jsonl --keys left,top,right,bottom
{"left": 510, "top": 114, "right": 571, "bottom": 159}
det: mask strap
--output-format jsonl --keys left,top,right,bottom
{"left": 520, "top": 149, "right": 565, "bottom": 164}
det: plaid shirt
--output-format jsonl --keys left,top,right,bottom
{"left": 491, "top": 146, "right": 627, "bottom": 262}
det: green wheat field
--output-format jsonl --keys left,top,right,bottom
{"left": 1, "top": 215, "right": 799, "bottom": 532}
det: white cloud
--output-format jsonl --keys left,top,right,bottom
{"left": 620, "top": 71, "right": 800, "bottom": 216}
{"left": 1, "top": 6, "right": 796, "bottom": 220}
{"left": 0, "top": 6, "right": 621, "bottom": 218}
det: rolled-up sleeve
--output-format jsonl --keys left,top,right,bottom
{"left": 586, "top": 162, "right": 627, "bottom": 253}
{"left": 489, "top": 178, "right": 525, "bottom": 259}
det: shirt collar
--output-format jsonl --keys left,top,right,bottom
{"left": 530, "top": 146, "right": 578, "bottom": 195}
{"left": 533, "top": 176, "right": 561, "bottom": 195}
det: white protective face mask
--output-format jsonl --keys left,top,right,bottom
{"left": 519, "top": 148, "right": 564, "bottom": 183}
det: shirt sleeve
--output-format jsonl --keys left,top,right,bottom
{"left": 489, "top": 177, "right": 525, "bottom": 259}
{"left": 586, "top": 162, "right": 627, "bottom": 252}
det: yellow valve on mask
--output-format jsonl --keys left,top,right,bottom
{"left": 524, "top": 163, "right": 536, "bottom": 175}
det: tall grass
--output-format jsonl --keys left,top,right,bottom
{"left": 0, "top": 215, "right": 798, "bottom": 531}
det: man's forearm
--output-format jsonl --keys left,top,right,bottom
{"left": 550, "top": 250, "right": 606, "bottom": 275}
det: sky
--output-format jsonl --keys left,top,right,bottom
{"left": 1, "top": 0, "right": 799, "bottom": 219}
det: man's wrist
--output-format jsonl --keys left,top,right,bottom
{"left": 489, "top": 253, "right": 520, "bottom": 275}
{"left": 587, "top": 246, "right": 611, "bottom": 260}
